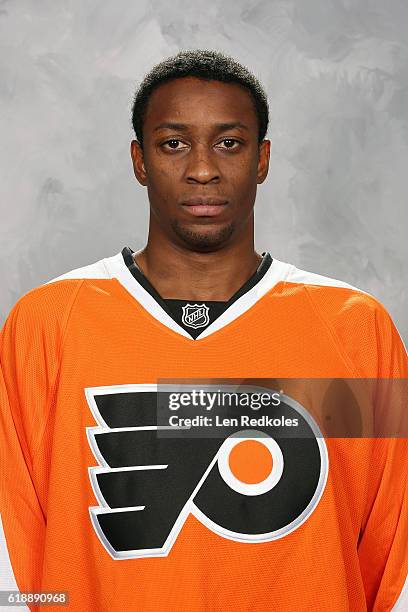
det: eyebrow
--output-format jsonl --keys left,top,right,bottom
{"left": 153, "top": 122, "right": 249, "bottom": 132}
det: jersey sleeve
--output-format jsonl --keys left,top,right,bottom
{"left": 358, "top": 437, "right": 408, "bottom": 611}
{"left": 0, "top": 363, "right": 45, "bottom": 597}
{"left": 0, "top": 281, "right": 82, "bottom": 599}
{"left": 342, "top": 297, "right": 408, "bottom": 611}
{"left": 308, "top": 286, "right": 408, "bottom": 610}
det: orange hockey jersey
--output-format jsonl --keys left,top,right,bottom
{"left": 0, "top": 249, "right": 407, "bottom": 611}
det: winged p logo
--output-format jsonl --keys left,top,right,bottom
{"left": 85, "top": 384, "right": 328, "bottom": 560}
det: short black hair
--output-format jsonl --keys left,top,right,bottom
{"left": 131, "top": 49, "right": 269, "bottom": 149}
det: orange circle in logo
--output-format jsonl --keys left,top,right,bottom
{"left": 228, "top": 439, "right": 273, "bottom": 484}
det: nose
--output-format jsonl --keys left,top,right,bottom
{"left": 185, "top": 145, "right": 220, "bottom": 184}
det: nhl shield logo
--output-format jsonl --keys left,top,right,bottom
{"left": 182, "top": 303, "right": 210, "bottom": 329}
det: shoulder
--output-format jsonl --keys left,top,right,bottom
{"left": 1, "top": 252, "right": 120, "bottom": 338}
{"left": 278, "top": 260, "right": 407, "bottom": 375}
{"left": 282, "top": 260, "right": 400, "bottom": 340}
{"left": 281, "top": 261, "right": 385, "bottom": 319}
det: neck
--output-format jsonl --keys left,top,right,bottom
{"left": 133, "top": 226, "right": 262, "bottom": 302}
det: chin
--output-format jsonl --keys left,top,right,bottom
{"left": 171, "top": 220, "right": 235, "bottom": 251}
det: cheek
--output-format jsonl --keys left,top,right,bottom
{"left": 146, "top": 165, "right": 176, "bottom": 194}
{"left": 150, "top": 160, "right": 182, "bottom": 186}
{"left": 226, "top": 156, "right": 258, "bottom": 190}
{"left": 232, "top": 147, "right": 259, "bottom": 175}
{"left": 145, "top": 166, "right": 180, "bottom": 210}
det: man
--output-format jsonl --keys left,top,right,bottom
{"left": 0, "top": 49, "right": 407, "bottom": 611}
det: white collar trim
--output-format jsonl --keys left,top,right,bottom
{"left": 103, "top": 251, "right": 293, "bottom": 341}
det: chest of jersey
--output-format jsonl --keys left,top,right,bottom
{"left": 31, "top": 279, "right": 375, "bottom": 611}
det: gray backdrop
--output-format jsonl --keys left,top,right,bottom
{"left": 1, "top": 0, "right": 407, "bottom": 343}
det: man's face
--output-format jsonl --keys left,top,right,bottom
{"left": 130, "top": 76, "right": 270, "bottom": 251}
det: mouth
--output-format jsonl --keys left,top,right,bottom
{"left": 180, "top": 196, "right": 229, "bottom": 218}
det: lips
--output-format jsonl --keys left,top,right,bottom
{"left": 180, "top": 196, "right": 229, "bottom": 217}
{"left": 181, "top": 196, "right": 228, "bottom": 206}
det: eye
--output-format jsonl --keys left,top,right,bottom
{"left": 217, "top": 138, "right": 241, "bottom": 150}
{"left": 162, "top": 139, "right": 188, "bottom": 151}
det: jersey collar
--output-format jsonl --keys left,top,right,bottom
{"left": 103, "top": 250, "right": 294, "bottom": 341}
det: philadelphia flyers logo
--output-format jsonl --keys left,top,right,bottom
{"left": 85, "top": 384, "right": 328, "bottom": 559}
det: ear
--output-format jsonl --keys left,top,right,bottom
{"left": 130, "top": 140, "right": 147, "bottom": 186}
{"left": 257, "top": 139, "right": 271, "bottom": 184}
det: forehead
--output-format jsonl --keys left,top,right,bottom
{"left": 144, "top": 77, "right": 258, "bottom": 131}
